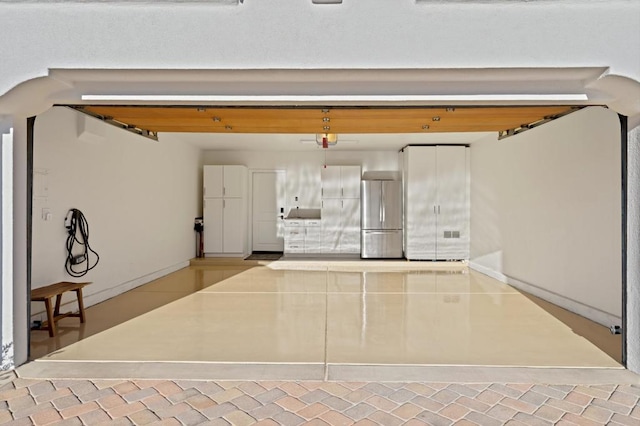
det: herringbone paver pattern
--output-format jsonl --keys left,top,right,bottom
{"left": 0, "top": 378, "right": 638, "bottom": 425}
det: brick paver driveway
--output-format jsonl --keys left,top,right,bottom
{"left": 1, "top": 375, "right": 639, "bottom": 425}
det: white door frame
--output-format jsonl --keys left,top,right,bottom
{"left": 248, "top": 169, "right": 287, "bottom": 253}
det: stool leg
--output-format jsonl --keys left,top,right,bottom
{"left": 75, "top": 288, "right": 86, "bottom": 323}
{"left": 54, "top": 294, "right": 62, "bottom": 317}
{"left": 44, "top": 297, "right": 56, "bottom": 337}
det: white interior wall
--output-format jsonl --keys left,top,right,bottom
{"left": 30, "top": 107, "right": 201, "bottom": 321}
{"left": 470, "top": 106, "right": 622, "bottom": 326}
{"left": 203, "top": 149, "right": 399, "bottom": 210}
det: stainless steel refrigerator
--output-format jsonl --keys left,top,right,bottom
{"left": 361, "top": 179, "right": 403, "bottom": 258}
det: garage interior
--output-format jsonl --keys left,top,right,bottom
{"left": 26, "top": 100, "right": 623, "bottom": 379}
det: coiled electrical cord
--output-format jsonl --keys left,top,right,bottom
{"left": 65, "top": 208, "right": 100, "bottom": 277}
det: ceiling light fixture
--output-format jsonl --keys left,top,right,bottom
{"left": 316, "top": 133, "right": 338, "bottom": 149}
{"left": 432, "top": 116, "right": 441, "bottom": 121}
{"left": 422, "top": 125, "right": 430, "bottom": 130}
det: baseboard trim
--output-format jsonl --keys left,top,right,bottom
{"left": 468, "top": 262, "right": 621, "bottom": 327}
{"left": 30, "top": 260, "right": 190, "bottom": 321}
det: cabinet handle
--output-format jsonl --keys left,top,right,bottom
{"left": 223, "top": 199, "right": 226, "bottom": 208}
{"left": 438, "top": 205, "right": 441, "bottom": 214}
{"left": 433, "top": 205, "right": 436, "bottom": 214}
{"left": 341, "top": 188, "right": 344, "bottom": 197}
{"left": 223, "top": 187, "right": 226, "bottom": 196}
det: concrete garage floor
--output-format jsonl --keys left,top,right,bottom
{"left": 27, "top": 260, "right": 622, "bottom": 377}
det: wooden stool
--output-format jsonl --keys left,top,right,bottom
{"left": 30, "top": 281, "right": 90, "bottom": 337}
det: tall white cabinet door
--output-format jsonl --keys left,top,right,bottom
{"left": 321, "top": 199, "right": 342, "bottom": 252}
{"left": 341, "top": 166, "right": 361, "bottom": 199}
{"left": 223, "top": 166, "right": 246, "bottom": 198}
{"left": 321, "top": 166, "right": 342, "bottom": 199}
{"left": 203, "top": 198, "right": 223, "bottom": 253}
{"left": 203, "top": 166, "right": 223, "bottom": 198}
{"left": 223, "top": 198, "right": 244, "bottom": 253}
{"left": 340, "top": 198, "right": 361, "bottom": 253}
{"left": 404, "top": 146, "right": 438, "bottom": 259}
{"left": 435, "top": 146, "right": 467, "bottom": 259}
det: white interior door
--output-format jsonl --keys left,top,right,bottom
{"left": 252, "top": 171, "right": 286, "bottom": 252}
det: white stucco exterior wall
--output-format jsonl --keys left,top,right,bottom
{"left": 0, "top": 0, "right": 639, "bottom": 101}
{"left": 626, "top": 125, "right": 640, "bottom": 373}
{"left": 1, "top": 127, "right": 14, "bottom": 370}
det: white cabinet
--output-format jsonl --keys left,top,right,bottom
{"left": 203, "top": 165, "right": 248, "bottom": 256}
{"left": 340, "top": 198, "right": 361, "bottom": 253}
{"left": 321, "top": 199, "right": 341, "bottom": 252}
{"left": 204, "top": 165, "right": 245, "bottom": 198}
{"left": 402, "top": 146, "right": 469, "bottom": 260}
{"left": 304, "top": 220, "right": 322, "bottom": 253}
{"left": 321, "top": 166, "right": 361, "bottom": 199}
{"left": 321, "top": 166, "right": 361, "bottom": 254}
{"left": 284, "top": 219, "right": 322, "bottom": 254}
{"left": 203, "top": 198, "right": 223, "bottom": 253}
{"left": 284, "top": 221, "right": 305, "bottom": 254}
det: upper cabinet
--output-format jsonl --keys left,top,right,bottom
{"left": 321, "top": 166, "right": 361, "bottom": 199}
{"left": 204, "top": 165, "right": 246, "bottom": 198}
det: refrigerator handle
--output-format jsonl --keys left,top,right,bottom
{"left": 381, "top": 184, "right": 385, "bottom": 223}
{"left": 379, "top": 186, "right": 383, "bottom": 223}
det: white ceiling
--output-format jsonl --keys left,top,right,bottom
{"left": 163, "top": 131, "right": 494, "bottom": 151}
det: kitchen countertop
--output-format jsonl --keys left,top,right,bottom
{"left": 285, "top": 208, "right": 321, "bottom": 220}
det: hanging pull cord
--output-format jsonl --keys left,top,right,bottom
{"left": 65, "top": 208, "right": 100, "bottom": 277}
